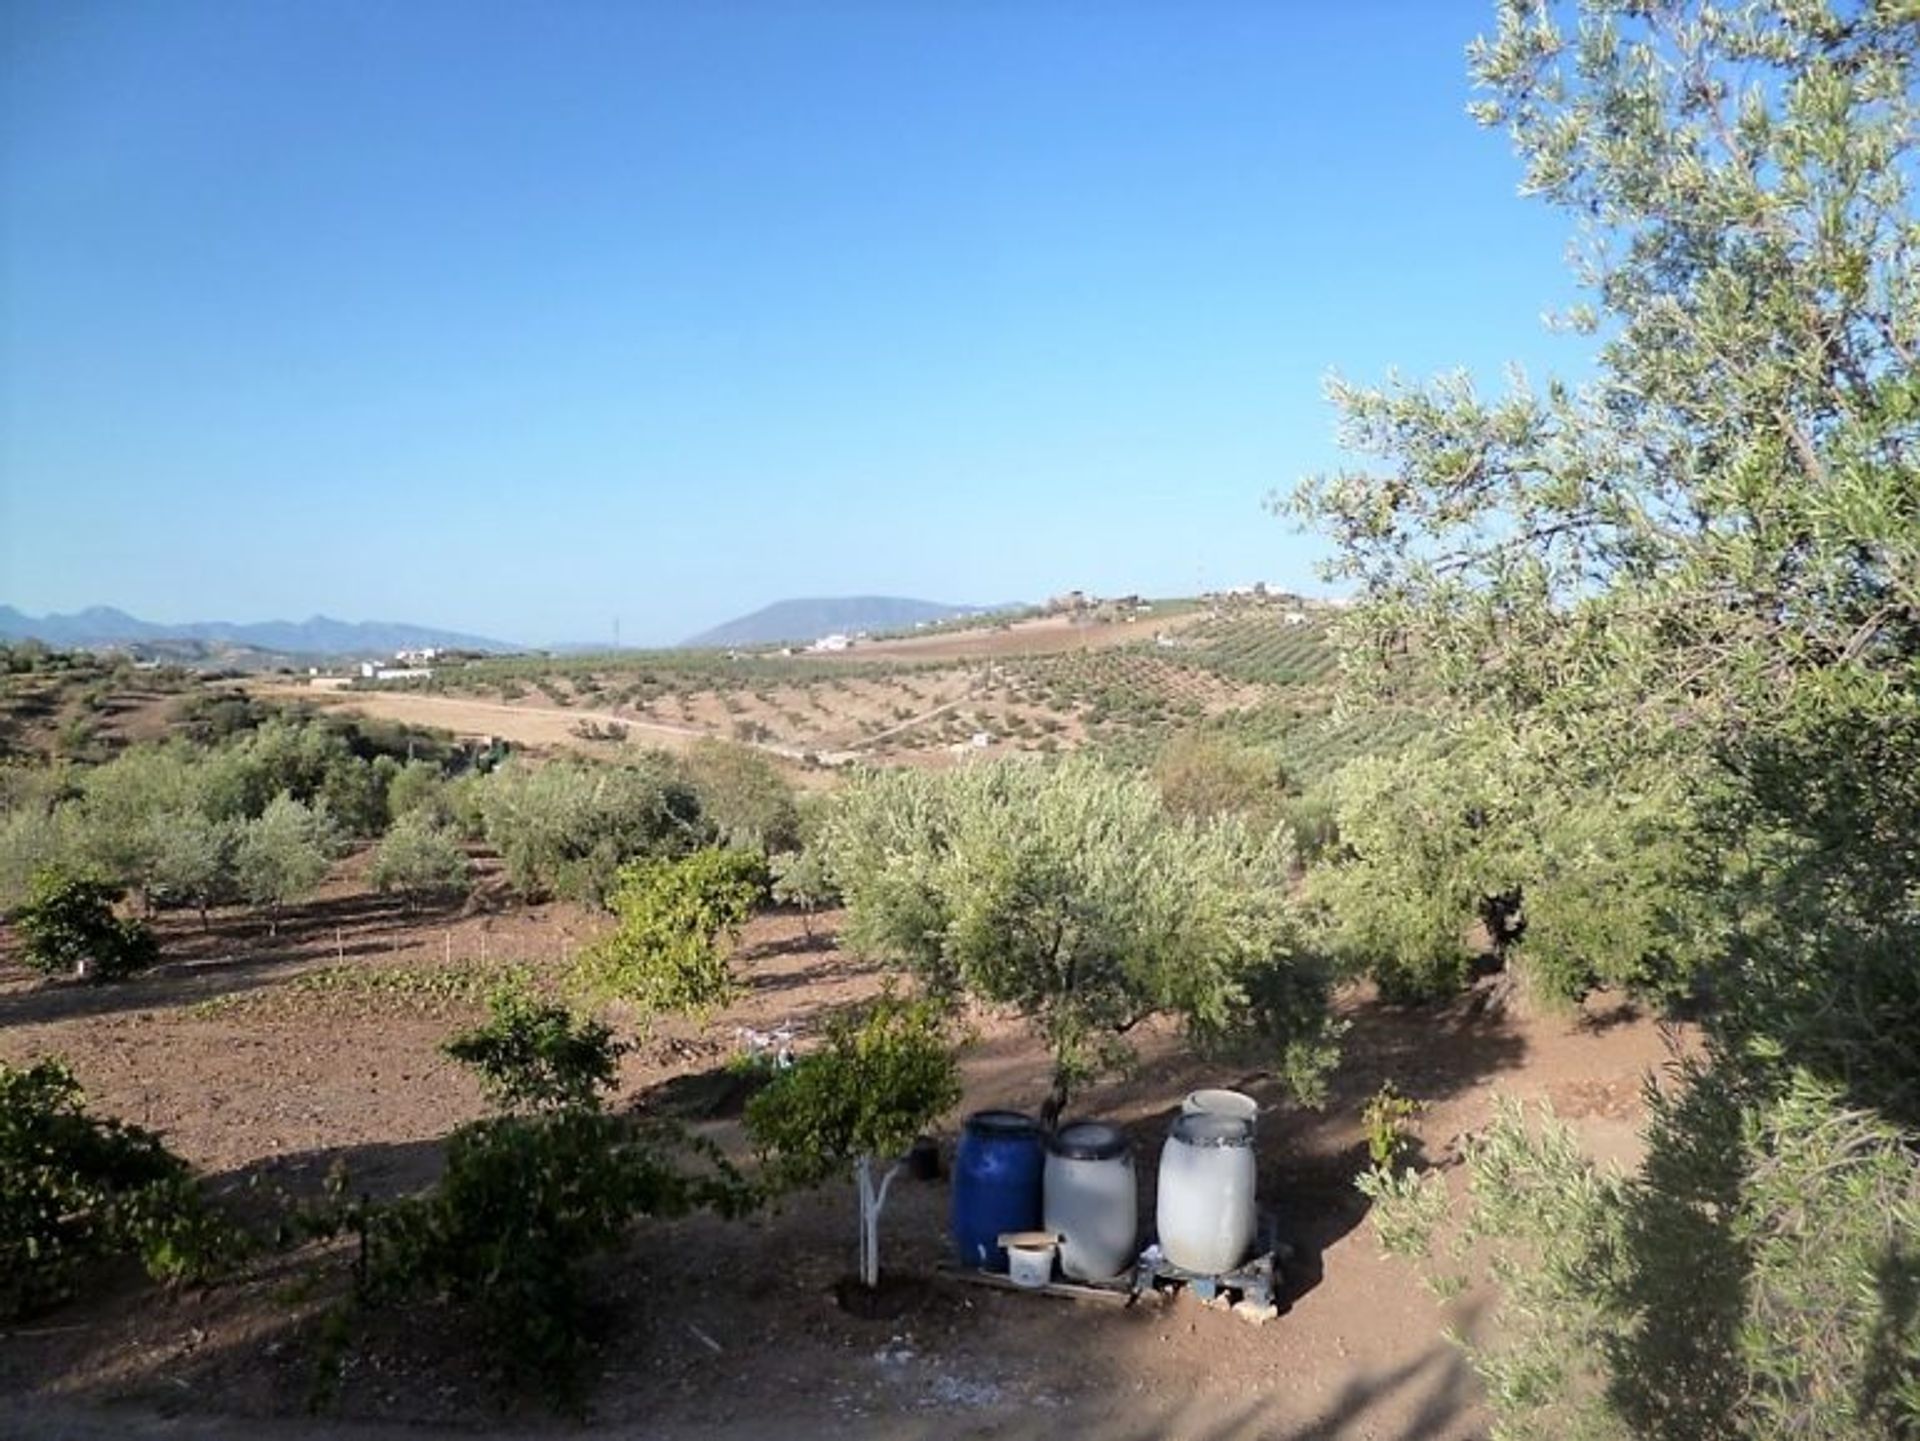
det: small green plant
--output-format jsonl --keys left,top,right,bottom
{"left": 1362, "top": 1081, "right": 1424, "bottom": 1170}
{"left": 0, "top": 1059, "right": 233, "bottom": 1317}
{"left": 746, "top": 995, "right": 960, "bottom": 1289}
{"left": 13, "top": 867, "right": 158, "bottom": 981}
{"left": 574, "top": 847, "right": 766, "bottom": 1016}
{"left": 443, "top": 986, "right": 627, "bottom": 1113}
{"left": 1355, "top": 1161, "right": 1449, "bottom": 1262}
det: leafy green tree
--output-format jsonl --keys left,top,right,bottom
{"left": 1291, "top": 0, "right": 1920, "bottom": 1109}
{"left": 368, "top": 811, "right": 471, "bottom": 911}
{"left": 345, "top": 996, "right": 752, "bottom": 1407}
{"left": 746, "top": 996, "right": 960, "bottom": 1289}
{"left": 0, "top": 800, "right": 81, "bottom": 915}
{"left": 573, "top": 848, "right": 767, "bottom": 1015}
{"left": 13, "top": 868, "right": 157, "bottom": 981}
{"left": 319, "top": 753, "right": 390, "bottom": 837}
{"left": 234, "top": 792, "right": 340, "bottom": 932}
{"left": 146, "top": 809, "right": 238, "bottom": 927}
{"left": 74, "top": 745, "right": 199, "bottom": 906}
{"left": 442, "top": 986, "right": 626, "bottom": 1114}
{"left": 824, "top": 757, "right": 1334, "bottom": 1123}
{"left": 478, "top": 755, "right": 702, "bottom": 906}
{"left": 1288, "top": 1, "right": 1920, "bottom": 1432}
{"left": 361, "top": 1108, "right": 749, "bottom": 1406}
{"left": 680, "top": 738, "right": 802, "bottom": 854}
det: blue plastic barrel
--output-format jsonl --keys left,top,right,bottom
{"left": 951, "top": 1110, "right": 1045, "bottom": 1271}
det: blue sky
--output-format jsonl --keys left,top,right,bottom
{"left": 2, "top": 1, "right": 1585, "bottom": 646}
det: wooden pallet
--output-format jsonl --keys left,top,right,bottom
{"left": 937, "top": 1261, "right": 1149, "bottom": 1306}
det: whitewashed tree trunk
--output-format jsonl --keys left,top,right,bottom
{"left": 854, "top": 1154, "right": 905, "bottom": 1289}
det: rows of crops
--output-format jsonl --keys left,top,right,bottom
{"left": 406, "top": 648, "right": 953, "bottom": 706}
{"left": 1171, "top": 615, "right": 1341, "bottom": 688}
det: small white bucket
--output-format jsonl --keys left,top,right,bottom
{"left": 999, "top": 1231, "right": 1059, "bottom": 1289}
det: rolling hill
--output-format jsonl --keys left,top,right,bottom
{"left": 682, "top": 596, "right": 1004, "bottom": 648}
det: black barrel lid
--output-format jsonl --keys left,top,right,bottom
{"left": 965, "top": 1109, "right": 1041, "bottom": 1137}
{"left": 1171, "top": 1111, "right": 1253, "bottom": 1148}
{"left": 1047, "top": 1120, "right": 1129, "bottom": 1161}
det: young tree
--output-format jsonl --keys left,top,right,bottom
{"left": 146, "top": 809, "right": 238, "bottom": 928}
{"left": 770, "top": 844, "right": 836, "bottom": 943}
{"left": 746, "top": 996, "right": 960, "bottom": 1289}
{"left": 825, "top": 757, "right": 1335, "bottom": 1124}
{"left": 234, "top": 792, "right": 340, "bottom": 933}
{"left": 368, "top": 811, "right": 472, "bottom": 911}
{"left": 1288, "top": 2, "right": 1920, "bottom": 1431}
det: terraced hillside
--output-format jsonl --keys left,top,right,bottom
{"left": 286, "top": 601, "right": 1416, "bottom": 785}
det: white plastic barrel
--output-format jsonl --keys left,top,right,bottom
{"left": 1043, "top": 1121, "right": 1137, "bottom": 1281}
{"left": 1181, "top": 1088, "right": 1259, "bottom": 1131}
{"left": 1155, "top": 1111, "right": 1256, "bottom": 1275}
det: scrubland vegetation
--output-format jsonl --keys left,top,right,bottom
{"left": 4, "top": 1, "right": 1918, "bottom": 1436}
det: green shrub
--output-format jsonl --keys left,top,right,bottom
{"left": 443, "top": 987, "right": 626, "bottom": 1114}
{"left": 362, "top": 1110, "right": 748, "bottom": 1405}
{"left": 574, "top": 848, "right": 766, "bottom": 1015}
{"left": 1362, "top": 1082, "right": 1424, "bottom": 1170}
{"left": 0, "top": 1059, "right": 231, "bottom": 1318}
{"left": 13, "top": 868, "right": 157, "bottom": 980}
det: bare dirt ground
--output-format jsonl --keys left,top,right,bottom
{"left": 0, "top": 852, "right": 1689, "bottom": 1441}
{"left": 252, "top": 685, "right": 722, "bottom": 758}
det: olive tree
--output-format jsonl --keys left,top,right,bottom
{"left": 1287, "top": 2, "right": 1920, "bottom": 1432}
{"left": 369, "top": 811, "right": 471, "bottom": 911}
{"left": 680, "top": 738, "right": 801, "bottom": 854}
{"left": 234, "top": 793, "right": 341, "bottom": 933}
{"left": 825, "top": 757, "right": 1335, "bottom": 1124}
{"left": 478, "top": 755, "right": 702, "bottom": 906}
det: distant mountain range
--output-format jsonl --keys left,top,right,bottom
{"left": 684, "top": 596, "right": 1006, "bottom": 648}
{"left": 0, "top": 606, "right": 515, "bottom": 657}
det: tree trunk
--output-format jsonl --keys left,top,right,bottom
{"left": 854, "top": 1154, "right": 904, "bottom": 1289}
{"left": 1040, "top": 1071, "right": 1071, "bottom": 1132}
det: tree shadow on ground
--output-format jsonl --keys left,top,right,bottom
{"left": 0, "top": 891, "right": 471, "bottom": 1028}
